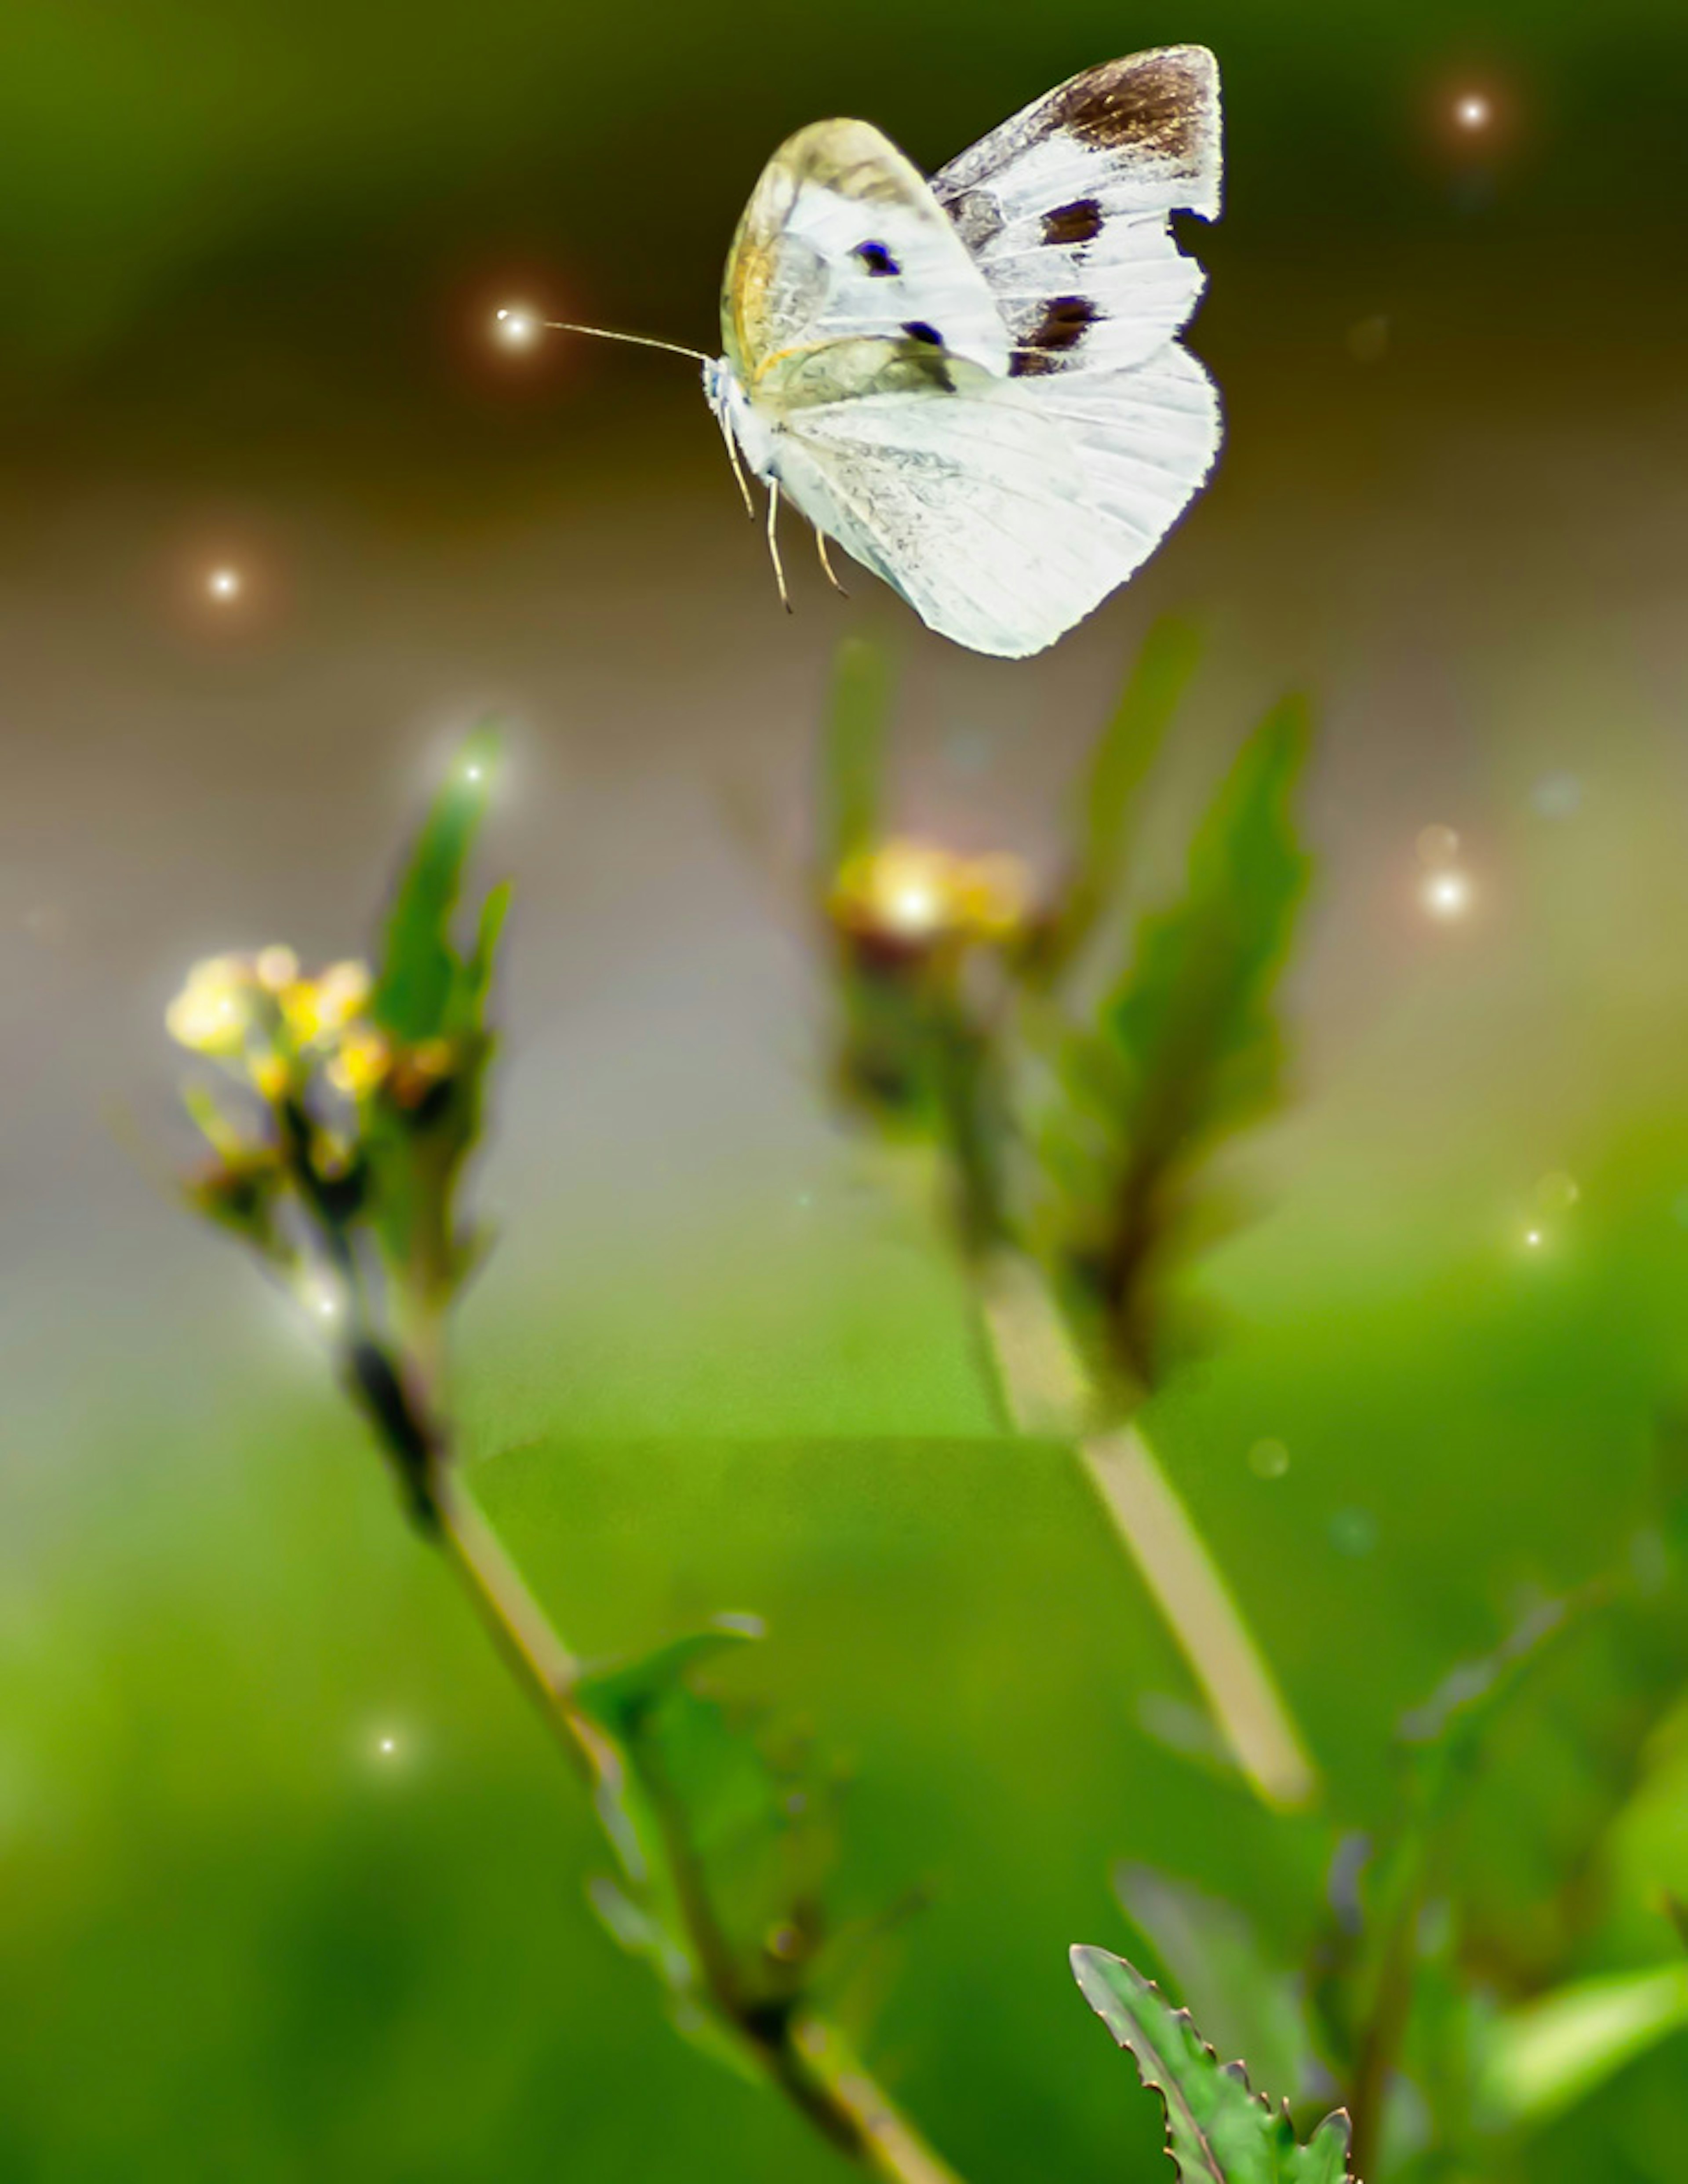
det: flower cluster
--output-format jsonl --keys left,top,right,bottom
{"left": 826, "top": 838, "right": 1031, "bottom": 961}
{"left": 167, "top": 947, "right": 382, "bottom": 1099}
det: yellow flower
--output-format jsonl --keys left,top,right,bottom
{"left": 255, "top": 945, "right": 300, "bottom": 994}
{"left": 279, "top": 959, "right": 374, "bottom": 1046}
{"left": 951, "top": 853, "right": 1031, "bottom": 940}
{"left": 325, "top": 1020, "right": 392, "bottom": 1099}
{"left": 165, "top": 955, "right": 263, "bottom": 1058}
{"left": 832, "top": 839, "right": 1031, "bottom": 948}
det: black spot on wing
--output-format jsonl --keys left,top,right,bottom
{"left": 854, "top": 240, "right": 900, "bottom": 277}
{"left": 897, "top": 322, "right": 955, "bottom": 391}
{"left": 1048, "top": 49, "right": 1211, "bottom": 164}
{"left": 1009, "top": 295, "right": 1097, "bottom": 378}
{"left": 1041, "top": 197, "right": 1104, "bottom": 246}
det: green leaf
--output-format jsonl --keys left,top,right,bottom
{"left": 1032, "top": 617, "right": 1201, "bottom": 986}
{"left": 575, "top": 1624, "right": 837, "bottom": 2031}
{"left": 818, "top": 638, "right": 890, "bottom": 879}
{"left": 1116, "top": 1866, "right": 1318, "bottom": 2108}
{"left": 1481, "top": 1962, "right": 1688, "bottom": 2127}
{"left": 371, "top": 725, "right": 500, "bottom": 1043}
{"left": 1072, "top": 1947, "right": 1353, "bottom": 2183}
{"left": 1419, "top": 1465, "right": 1688, "bottom": 1988}
{"left": 1040, "top": 696, "right": 1313, "bottom": 1391}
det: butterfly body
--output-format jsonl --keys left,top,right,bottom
{"left": 707, "top": 49, "right": 1222, "bottom": 658}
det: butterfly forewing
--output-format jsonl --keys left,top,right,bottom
{"left": 932, "top": 46, "right": 1220, "bottom": 378}
{"left": 722, "top": 119, "right": 1010, "bottom": 385}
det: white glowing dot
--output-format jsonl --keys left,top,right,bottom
{"left": 207, "top": 568, "right": 240, "bottom": 600}
{"left": 378, "top": 1736, "right": 397, "bottom": 1755}
{"left": 463, "top": 763, "right": 482, "bottom": 782}
{"left": 496, "top": 308, "right": 536, "bottom": 345}
{"left": 888, "top": 882, "right": 942, "bottom": 934}
{"left": 1525, "top": 1230, "right": 1542, "bottom": 1248}
{"left": 1457, "top": 95, "right": 1491, "bottom": 129}
{"left": 1424, "top": 870, "right": 1471, "bottom": 919}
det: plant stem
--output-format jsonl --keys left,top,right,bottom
{"left": 1079, "top": 1425, "right": 1317, "bottom": 1813}
{"left": 422, "top": 1453, "right": 967, "bottom": 2184}
{"left": 977, "top": 1251, "right": 1318, "bottom": 1813}
{"left": 786, "top": 2016, "right": 968, "bottom": 2184}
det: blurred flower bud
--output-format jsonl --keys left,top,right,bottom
{"left": 165, "top": 954, "right": 264, "bottom": 1059}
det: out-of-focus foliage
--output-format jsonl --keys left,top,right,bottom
{"left": 1071, "top": 1946, "right": 1354, "bottom": 2182}
{"left": 164, "top": 755, "right": 945, "bottom": 2181}
{"left": 812, "top": 630, "right": 1313, "bottom": 1384}
{"left": 1023, "top": 618, "right": 1201, "bottom": 991}
{"left": 1114, "top": 1424, "right": 1688, "bottom": 2180}
{"left": 577, "top": 1624, "right": 841, "bottom": 2069}
{"left": 1039, "top": 697, "right": 1311, "bottom": 1400}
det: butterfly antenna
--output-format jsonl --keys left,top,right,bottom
{"left": 765, "top": 483, "right": 793, "bottom": 615}
{"left": 501, "top": 311, "right": 712, "bottom": 365}
{"left": 541, "top": 321, "right": 712, "bottom": 364}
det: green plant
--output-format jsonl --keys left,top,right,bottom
{"left": 165, "top": 732, "right": 963, "bottom": 2184}
{"left": 811, "top": 628, "right": 1317, "bottom": 1810}
{"left": 1109, "top": 1423, "right": 1688, "bottom": 2178}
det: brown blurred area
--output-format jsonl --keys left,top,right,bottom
{"left": 2, "top": 1, "right": 1686, "bottom": 1438}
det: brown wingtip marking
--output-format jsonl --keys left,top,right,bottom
{"left": 1051, "top": 47, "right": 1215, "bottom": 164}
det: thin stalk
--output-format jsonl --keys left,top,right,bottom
{"left": 316, "top": 1322, "right": 963, "bottom": 2184}
{"left": 786, "top": 2016, "right": 968, "bottom": 2184}
{"left": 977, "top": 1250, "right": 1318, "bottom": 1813}
{"left": 1080, "top": 1425, "right": 1317, "bottom": 1813}
{"left": 428, "top": 1463, "right": 964, "bottom": 2184}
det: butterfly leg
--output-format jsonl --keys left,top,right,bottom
{"left": 723, "top": 428, "right": 757, "bottom": 520}
{"left": 815, "top": 528, "right": 850, "bottom": 597}
{"left": 765, "top": 483, "right": 793, "bottom": 615}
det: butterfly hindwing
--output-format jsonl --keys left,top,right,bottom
{"left": 722, "top": 119, "right": 1009, "bottom": 385}
{"left": 772, "top": 346, "right": 1217, "bottom": 659}
{"left": 932, "top": 46, "right": 1221, "bottom": 378}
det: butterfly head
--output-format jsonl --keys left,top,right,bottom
{"left": 703, "top": 355, "right": 779, "bottom": 488}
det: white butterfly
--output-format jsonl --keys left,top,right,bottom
{"left": 531, "top": 50, "right": 1221, "bottom": 658}
{"left": 703, "top": 49, "right": 1224, "bottom": 659}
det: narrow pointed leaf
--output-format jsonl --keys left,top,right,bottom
{"left": 819, "top": 639, "right": 890, "bottom": 878}
{"left": 372, "top": 724, "right": 500, "bottom": 1041}
{"left": 1481, "top": 1962, "right": 1688, "bottom": 2128}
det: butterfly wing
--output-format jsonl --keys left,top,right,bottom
{"left": 722, "top": 118, "right": 1009, "bottom": 382}
{"left": 771, "top": 342, "right": 1218, "bottom": 659}
{"left": 717, "top": 55, "right": 1223, "bottom": 658}
{"left": 931, "top": 46, "right": 1221, "bottom": 379}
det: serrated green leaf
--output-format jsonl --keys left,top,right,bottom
{"left": 372, "top": 725, "right": 500, "bottom": 1042}
{"left": 1073, "top": 1947, "right": 1353, "bottom": 2183}
{"left": 1041, "top": 696, "right": 1312, "bottom": 1391}
{"left": 575, "top": 1624, "right": 837, "bottom": 2028}
{"left": 818, "top": 639, "right": 890, "bottom": 878}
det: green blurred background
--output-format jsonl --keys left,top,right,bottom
{"left": 3, "top": 0, "right": 1688, "bottom": 2177}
